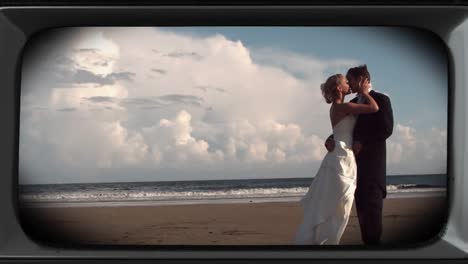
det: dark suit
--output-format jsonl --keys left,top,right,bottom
{"left": 351, "top": 90, "right": 394, "bottom": 245}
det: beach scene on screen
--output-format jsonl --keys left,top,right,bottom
{"left": 18, "top": 27, "right": 448, "bottom": 246}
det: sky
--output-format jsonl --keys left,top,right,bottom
{"left": 19, "top": 27, "right": 448, "bottom": 184}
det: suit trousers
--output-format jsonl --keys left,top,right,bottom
{"left": 354, "top": 183, "right": 384, "bottom": 245}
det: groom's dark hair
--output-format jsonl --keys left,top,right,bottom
{"left": 346, "top": 64, "right": 371, "bottom": 81}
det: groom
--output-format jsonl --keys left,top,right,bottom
{"left": 325, "top": 65, "right": 394, "bottom": 245}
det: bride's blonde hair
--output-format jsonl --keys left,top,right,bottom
{"left": 320, "top": 74, "right": 343, "bottom": 104}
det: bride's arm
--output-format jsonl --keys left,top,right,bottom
{"left": 342, "top": 79, "right": 379, "bottom": 114}
{"left": 325, "top": 134, "right": 334, "bottom": 152}
{"left": 343, "top": 93, "right": 379, "bottom": 114}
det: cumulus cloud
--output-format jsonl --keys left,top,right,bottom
{"left": 387, "top": 123, "right": 447, "bottom": 174}
{"left": 21, "top": 109, "right": 145, "bottom": 168}
{"left": 142, "top": 110, "right": 223, "bottom": 167}
{"left": 222, "top": 118, "right": 326, "bottom": 164}
{"left": 387, "top": 124, "right": 417, "bottom": 164}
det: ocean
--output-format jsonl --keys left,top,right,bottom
{"left": 18, "top": 174, "right": 447, "bottom": 207}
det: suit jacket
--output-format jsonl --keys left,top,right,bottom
{"left": 351, "top": 90, "right": 394, "bottom": 198}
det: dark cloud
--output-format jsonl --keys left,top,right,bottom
{"left": 84, "top": 94, "right": 203, "bottom": 110}
{"left": 118, "top": 94, "right": 204, "bottom": 109}
{"left": 43, "top": 49, "right": 133, "bottom": 87}
{"left": 108, "top": 71, "right": 136, "bottom": 82}
{"left": 119, "top": 98, "right": 165, "bottom": 109}
{"left": 166, "top": 51, "right": 203, "bottom": 60}
{"left": 74, "top": 69, "right": 114, "bottom": 85}
{"left": 72, "top": 70, "right": 135, "bottom": 86}
{"left": 195, "top": 85, "right": 226, "bottom": 93}
{"left": 24, "top": 44, "right": 133, "bottom": 92}
{"left": 84, "top": 96, "right": 116, "bottom": 103}
{"left": 158, "top": 94, "right": 204, "bottom": 107}
{"left": 86, "top": 96, "right": 163, "bottom": 109}
{"left": 121, "top": 98, "right": 158, "bottom": 105}
{"left": 74, "top": 48, "right": 114, "bottom": 71}
{"left": 151, "top": 69, "right": 167, "bottom": 75}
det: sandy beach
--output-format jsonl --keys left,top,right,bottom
{"left": 19, "top": 195, "right": 447, "bottom": 246}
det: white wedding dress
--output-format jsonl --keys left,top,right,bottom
{"left": 294, "top": 114, "right": 357, "bottom": 245}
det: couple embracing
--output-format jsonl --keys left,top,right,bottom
{"left": 294, "top": 65, "right": 394, "bottom": 245}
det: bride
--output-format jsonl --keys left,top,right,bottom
{"left": 294, "top": 73, "right": 378, "bottom": 245}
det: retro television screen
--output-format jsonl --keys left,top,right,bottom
{"left": 0, "top": 4, "right": 467, "bottom": 263}
{"left": 17, "top": 26, "right": 448, "bottom": 246}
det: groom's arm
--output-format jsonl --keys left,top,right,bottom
{"left": 352, "top": 97, "right": 366, "bottom": 145}
{"left": 378, "top": 94, "right": 394, "bottom": 141}
{"left": 355, "top": 93, "right": 394, "bottom": 144}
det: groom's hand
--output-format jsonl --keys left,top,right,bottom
{"left": 325, "top": 137, "right": 335, "bottom": 152}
